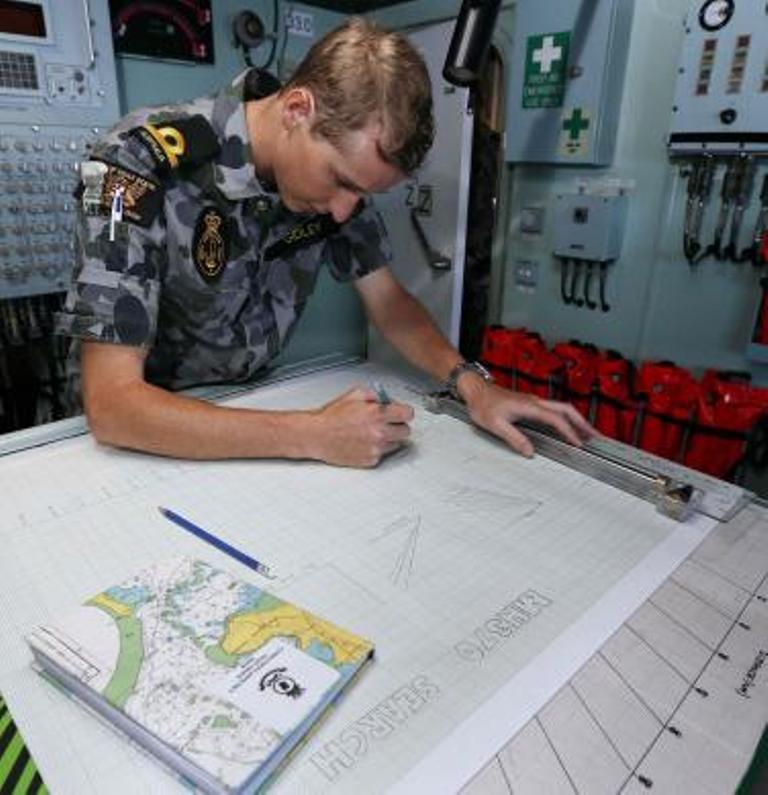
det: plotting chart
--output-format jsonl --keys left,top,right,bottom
{"left": 0, "top": 365, "right": 728, "bottom": 794}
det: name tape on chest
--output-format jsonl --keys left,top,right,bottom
{"left": 79, "top": 160, "right": 163, "bottom": 228}
{"left": 264, "top": 215, "right": 339, "bottom": 261}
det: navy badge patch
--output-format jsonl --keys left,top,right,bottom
{"left": 193, "top": 207, "right": 229, "bottom": 281}
{"left": 79, "top": 160, "right": 163, "bottom": 227}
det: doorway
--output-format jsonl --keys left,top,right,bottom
{"left": 459, "top": 45, "right": 506, "bottom": 361}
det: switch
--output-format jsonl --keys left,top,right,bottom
{"left": 513, "top": 259, "right": 539, "bottom": 288}
{"left": 573, "top": 207, "right": 590, "bottom": 224}
{"left": 520, "top": 206, "right": 546, "bottom": 235}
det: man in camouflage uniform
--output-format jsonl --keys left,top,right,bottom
{"left": 57, "top": 18, "right": 592, "bottom": 466}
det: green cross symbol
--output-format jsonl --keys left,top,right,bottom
{"left": 563, "top": 108, "right": 590, "bottom": 140}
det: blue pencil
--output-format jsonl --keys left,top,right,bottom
{"left": 158, "top": 507, "right": 275, "bottom": 578}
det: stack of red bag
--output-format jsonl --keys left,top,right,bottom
{"left": 480, "top": 327, "right": 562, "bottom": 397}
{"left": 479, "top": 326, "right": 768, "bottom": 480}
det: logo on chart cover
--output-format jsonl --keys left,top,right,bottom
{"left": 259, "top": 666, "right": 305, "bottom": 699}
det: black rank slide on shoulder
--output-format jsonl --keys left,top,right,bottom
{"left": 264, "top": 215, "right": 340, "bottom": 261}
{"left": 193, "top": 206, "right": 229, "bottom": 281}
{"left": 79, "top": 160, "right": 163, "bottom": 228}
{"left": 129, "top": 115, "right": 220, "bottom": 175}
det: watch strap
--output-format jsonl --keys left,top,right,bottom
{"left": 444, "top": 361, "right": 493, "bottom": 401}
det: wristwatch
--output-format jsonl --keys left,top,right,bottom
{"left": 444, "top": 361, "right": 493, "bottom": 402}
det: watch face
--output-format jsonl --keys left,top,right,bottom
{"left": 698, "top": 0, "right": 735, "bottom": 31}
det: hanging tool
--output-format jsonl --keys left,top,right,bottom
{"left": 709, "top": 158, "right": 740, "bottom": 261}
{"left": 410, "top": 210, "right": 452, "bottom": 270}
{"left": 744, "top": 175, "right": 768, "bottom": 266}
{"left": 683, "top": 155, "right": 716, "bottom": 264}
{"left": 724, "top": 155, "right": 756, "bottom": 263}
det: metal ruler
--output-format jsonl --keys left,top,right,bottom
{"left": 424, "top": 391, "right": 751, "bottom": 523}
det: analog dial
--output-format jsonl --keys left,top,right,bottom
{"left": 698, "top": 0, "right": 735, "bottom": 32}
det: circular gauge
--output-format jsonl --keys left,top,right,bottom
{"left": 110, "top": 1, "right": 214, "bottom": 64}
{"left": 698, "top": 0, "right": 735, "bottom": 31}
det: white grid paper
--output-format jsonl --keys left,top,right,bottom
{"left": 0, "top": 364, "right": 716, "bottom": 794}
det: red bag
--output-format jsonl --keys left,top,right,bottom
{"left": 685, "top": 371, "right": 768, "bottom": 478}
{"left": 595, "top": 351, "right": 636, "bottom": 443}
{"left": 480, "top": 326, "right": 533, "bottom": 388}
{"left": 553, "top": 341, "right": 598, "bottom": 418}
{"left": 512, "top": 335, "right": 563, "bottom": 398}
{"left": 635, "top": 362, "right": 699, "bottom": 461}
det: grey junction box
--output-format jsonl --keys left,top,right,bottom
{"left": 506, "top": 0, "right": 635, "bottom": 166}
{"left": 552, "top": 192, "right": 629, "bottom": 261}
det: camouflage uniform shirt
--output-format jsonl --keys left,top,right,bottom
{"left": 56, "top": 69, "right": 392, "bottom": 390}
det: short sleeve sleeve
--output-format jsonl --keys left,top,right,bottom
{"left": 324, "top": 201, "right": 393, "bottom": 282}
{"left": 55, "top": 130, "right": 167, "bottom": 348}
{"left": 55, "top": 208, "right": 166, "bottom": 347}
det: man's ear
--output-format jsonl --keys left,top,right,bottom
{"left": 281, "top": 87, "right": 315, "bottom": 130}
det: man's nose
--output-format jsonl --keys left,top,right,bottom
{"left": 329, "top": 191, "right": 361, "bottom": 224}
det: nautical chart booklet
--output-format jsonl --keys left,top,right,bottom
{"left": 26, "top": 556, "right": 374, "bottom": 794}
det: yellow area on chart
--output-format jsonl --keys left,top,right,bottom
{"left": 221, "top": 605, "right": 371, "bottom": 667}
{"left": 87, "top": 593, "right": 132, "bottom": 618}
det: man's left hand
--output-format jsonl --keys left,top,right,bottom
{"left": 463, "top": 381, "right": 597, "bottom": 457}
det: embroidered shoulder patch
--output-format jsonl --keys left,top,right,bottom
{"left": 79, "top": 160, "right": 163, "bottom": 228}
{"left": 129, "top": 115, "right": 220, "bottom": 174}
{"left": 193, "top": 207, "right": 229, "bottom": 281}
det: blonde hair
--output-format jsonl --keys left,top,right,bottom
{"left": 283, "top": 18, "right": 434, "bottom": 174}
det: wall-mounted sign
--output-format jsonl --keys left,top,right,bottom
{"left": 522, "top": 31, "right": 570, "bottom": 109}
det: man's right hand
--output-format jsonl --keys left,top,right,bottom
{"left": 81, "top": 342, "right": 414, "bottom": 466}
{"left": 309, "top": 387, "right": 414, "bottom": 468}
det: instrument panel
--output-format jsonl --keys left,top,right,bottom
{"left": 109, "top": 0, "right": 214, "bottom": 64}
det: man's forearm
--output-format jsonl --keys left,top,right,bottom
{"left": 86, "top": 380, "right": 317, "bottom": 460}
{"left": 366, "top": 283, "right": 463, "bottom": 382}
{"left": 80, "top": 340, "right": 415, "bottom": 466}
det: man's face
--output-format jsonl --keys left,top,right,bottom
{"left": 271, "top": 98, "right": 405, "bottom": 223}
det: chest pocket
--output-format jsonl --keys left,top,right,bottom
{"left": 164, "top": 206, "right": 253, "bottom": 334}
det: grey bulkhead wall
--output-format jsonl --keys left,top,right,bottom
{"left": 383, "top": 0, "right": 768, "bottom": 383}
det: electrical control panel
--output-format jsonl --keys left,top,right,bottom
{"left": 552, "top": 192, "right": 628, "bottom": 261}
{"left": 669, "top": 0, "right": 768, "bottom": 156}
{"left": 505, "top": 0, "right": 635, "bottom": 166}
{"left": 0, "top": 0, "right": 119, "bottom": 299}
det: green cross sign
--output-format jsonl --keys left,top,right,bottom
{"left": 562, "top": 107, "right": 590, "bottom": 140}
{"left": 523, "top": 31, "right": 570, "bottom": 109}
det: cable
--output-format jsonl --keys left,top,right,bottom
{"left": 571, "top": 260, "right": 584, "bottom": 308}
{"left": 258, "top": 0, "right": 280, "bottom": 71}
{"left": 583, "top": 262, "right": 597, "bottom": 310}
{"left": 560, "top": 258, "right": 572, "bottom": 305}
